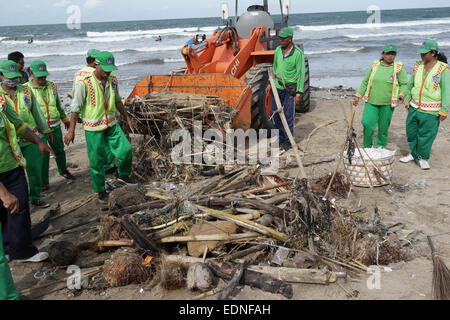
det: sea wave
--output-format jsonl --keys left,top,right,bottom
{"left": 296, "top": 18, "right": 450, "bottom": 32}
{"left": 86, "top": 26, "right": 219, "bottom": 38}
{"left": 345, "top": 29, "right": 450, "bottom": 39}
{"left": 47, "top": 65, "right": 84, "bottom": 72}
{"left": 305, "top": 47, "right": 366, "bottom": 55}
{"left": 412, "top": 41, "right": 450, "bottom": 47}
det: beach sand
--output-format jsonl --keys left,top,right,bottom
{"left": 8, "top": 87, "right": 450, "bottom": 300}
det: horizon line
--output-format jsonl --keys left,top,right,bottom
{"left": 0, "top": 5, "right": 448, "bottom": 28}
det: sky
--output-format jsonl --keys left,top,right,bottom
{"left": 1, "top": 0, "right": 449, "bottom": 26}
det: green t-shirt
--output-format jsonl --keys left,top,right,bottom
{"left": 273, "top": 45, "right": 306, "bottom": 93}
{"left": 357, "top": 62, "right": 408, "bottom": 106}
{"left": 0, "top": 101, "right": 27, "bottom": 173}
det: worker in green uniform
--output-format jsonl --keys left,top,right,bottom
{"left": 26, "top": 60, "right": 75, "bottom": 191}
{"left": 354, "top": 44, "right": 408, "bottom": 149}
{"left": 0, "top": 181, "right": 20, "bottom": 300}
{"left": 72, "top": 49, "right": 117, "bottom": 175}
{"left": 0, "top": 90, "right": 54, "bottom": 267}
{"left": 400, "top": 40, "right": 449, "bottom": 169}
{"left": 71, "top": 49, "right": 99, "bottom": 98}
{"left": 65, "top": 51, "right": 136, "bottom": 203}
{"left": 270, "top": 27, "right": 305, "bottom": 151}
{"left": 0, "top": 60, "right": 53, "bottom": 208}
{"left": 7, "top": 52, "right": 29, "bottom": 85}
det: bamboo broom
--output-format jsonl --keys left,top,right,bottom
{"left": 427, "top": 236, "right": 450, "bottom": 300}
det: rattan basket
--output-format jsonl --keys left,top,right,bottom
{"left": 342, "top": 149, "right": 395, "bottom": 187}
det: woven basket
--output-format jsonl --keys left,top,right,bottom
{"left": 342, "top": 150, "right": 395, "bottom": 187}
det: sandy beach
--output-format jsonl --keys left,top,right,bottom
{"left": 5, "top": 86, "right": 449, "bottom": 301}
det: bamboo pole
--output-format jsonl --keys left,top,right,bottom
{"left": 268, "top": 69, "right": 306, "bottom": 181}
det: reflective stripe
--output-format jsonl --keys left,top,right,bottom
{"left": 81, "top": 115, "right": 117, "bottom": 130}
{"left": 410, "top": 99, "right": 442, "bottom": 111}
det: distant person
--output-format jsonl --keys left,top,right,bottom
{"left": 0, "top": 64, "right": 54, "bottom": 264}
{"left": 25, "top": 60, "right": 75, "bottom": 191}
{"left": 156, "top": 35, "right": 162, "bottom": 41}
{"left": 27, "top": 38, "right": 33, "bottom": 44}
{"left": 400, "top": 40, "right": 449, "bottom": 169}
{"left": 7, "top": 51, "right": 29, "bottom": 84}
{"left": 71, "top": 49, "right": 99, "bottom": 98}
{"left": 0, "top": 60, "right": 53, "bottom": 208}
{"left": 64, "top": 51, "right": 136, "bottom": 203}
{"left": 72, "top": 49, "right": 117, "bottom": 175}
{"left": 270, "top": 27, "right": 306, "bottom": 152}
{"left": 353, "top": 43, "right": 408, "bottom": 149}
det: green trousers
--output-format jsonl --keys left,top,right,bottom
{"left": 0, "top": 222, "right": 19, "bottom": 300}
{"left": 85, "top": 124, "right": 132, "bottom": 193}
{"left": 406, "top": 108, "right": 440, "bottom": 162}
{"left": 361, "top": 102, "right": 394, "bottom": 148}
{"left": 42, "top": 126, "right": 67, "bottom": 185}
{"left": 21, "top": 143, "right": 44, "bottom": 201}
{"left": 105, "top": 145, "right": 116, "bottom": 170}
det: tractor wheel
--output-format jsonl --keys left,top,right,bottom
{"left": 244, "top": 63, "right": 274, "bottom": 130}
{"left": 296, "top": 57, "right": 310, "bottom": 113}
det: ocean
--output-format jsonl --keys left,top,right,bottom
{"left": 1, "top": 6, "right": 449, "bottom": 105}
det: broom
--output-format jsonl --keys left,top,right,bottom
{"left": 427, "top": 236, "right": 450, "bottom": 300}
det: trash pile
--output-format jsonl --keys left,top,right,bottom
{"left": 25, "top": 93, "right": 424, "bottom": 300}
{"left": 123, "top": 92, "right": 234, "bottom": 183}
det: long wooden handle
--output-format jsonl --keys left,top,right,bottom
{"left": 427, "top": 235, "right": 436, "bottom": 254}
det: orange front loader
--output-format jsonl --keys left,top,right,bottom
{"left": 128, "top": 26, "right": 274, "bottom": 131}
{"left": 127, "top": 1, "right": 310, "bottom": 130}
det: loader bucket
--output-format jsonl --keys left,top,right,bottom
{"left": 127, "top": 74, "right": 253, "bottom": 130}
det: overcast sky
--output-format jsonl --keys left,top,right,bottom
{"left": 1, "top": 0, "right": 449, "bottom": 26}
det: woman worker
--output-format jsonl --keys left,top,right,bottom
{"left": 400, "top": 40, "right": 448, "bottom": 170}
{"left": 353, "top": 43, "right": 408, "bottom": 149}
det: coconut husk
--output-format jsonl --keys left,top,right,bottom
{"left": 102, "top": 249, "right": 151, "bottom": 287}
{"left": 108, "top": 185, "right": 146, "bottom": 211}
{"left": 48, "top": 240, "right": 78, "bottom": 266}
{"left": 98, "top": 216, "right": 128, "bottom": 241}
{"left": 157, "top": 254, "right": 187, "bottom": 290}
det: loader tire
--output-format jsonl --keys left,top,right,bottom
{"left": 296, "top": 57, "right": 310, "bottom": 113}
{"left": 244, "top": 63, "right": 274, "bottom": 130}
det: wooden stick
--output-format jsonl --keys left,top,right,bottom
{"left": 325, "top": 100, "right": 355, "bottom": 199}
{"left": 146, "top": 192, "right": 288, "bottom": 242}
{"left": 247, "top": 266, "right": 337, "bottom": 284}
{"left": 36, "top": 217, "right": 100, "bottom": 240}
{"left": 218, "top": 258, "right": 248, "bottom": 300}
{"left": 159, "top": 232, "right": 260, "bottom": 243}
{"left": 50, "top": 194, "right": 97, "bottom": 221}
{"left": 268, "top": 69, "right": 306, "bottom": 181}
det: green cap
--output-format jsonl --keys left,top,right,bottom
{"left": 87, "top": 49, "right": 100, "bottom": 58}
{"left": 278, "top": 27, "right": 293, "bottom": 38}
{"left": 29, "top": 60, "right": 49, "bottom": 77}
{"left": 383, "top": 43, "right": 397, "bottom": 53}
{"left": 417, "top": 40, "right": 439, "bottom": 54}
{"left": 95, "top": 51, "right": 118, "bottom": 72}
{"left": 0, "top": 60, "right": 22, "bottom": 79}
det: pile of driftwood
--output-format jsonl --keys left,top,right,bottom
{"left": 44, "top": 164, "right": 409, "bottom": 300}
